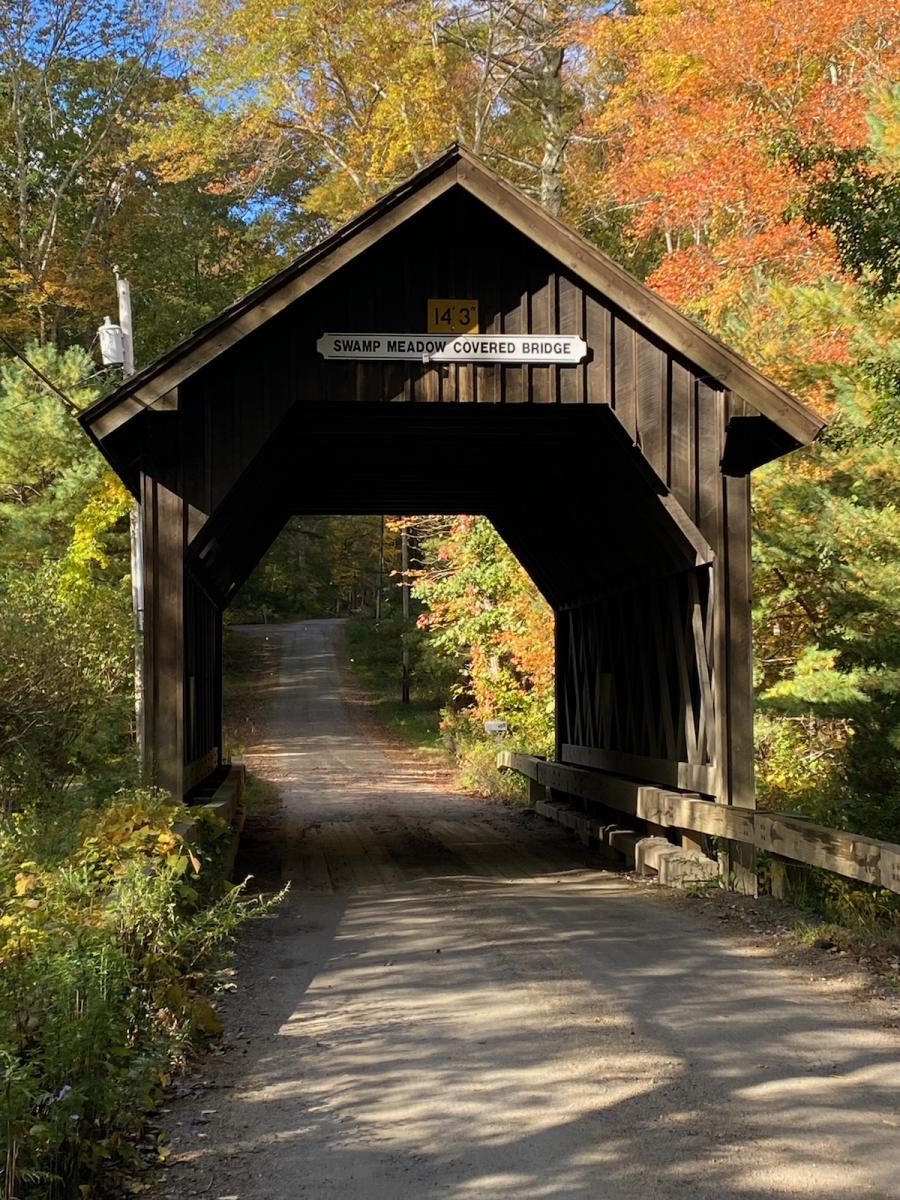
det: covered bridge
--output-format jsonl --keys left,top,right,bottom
{"left": 79, "top": 145, "right": 824, "bottom": 878}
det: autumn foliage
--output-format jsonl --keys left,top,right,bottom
{"left": 414, "top": 517, "right": 555, "bottom": 751}
{"left": 581, "top": 0, "right": 898, "bottom": 317}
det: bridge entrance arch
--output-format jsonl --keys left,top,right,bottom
{"left": 80, "top": 146, "right": 823, "bottom": 882}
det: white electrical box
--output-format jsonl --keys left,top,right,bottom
{"left": 98, "top": 315, "right": 125, "bottom": 366}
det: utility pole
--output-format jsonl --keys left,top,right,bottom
{"left": 401, "top": 523, "right": 411, "bottom": 704}
{"left": 115, "top": 269, "right": 135, "bottom": 376}
{"left": 102, "top": 269, "right": 143, "bottom": 775}
{"left": 375, "top": 514, "right": 384, "bottom": 621}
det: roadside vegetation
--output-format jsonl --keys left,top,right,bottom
{"left": 0, "top": 348, "right": 278, "bottom": 1197}
{"left": 0, "top": 791, "right": 268, "bottom": 1198}
{"left": 345, "top": 614, "right": 448, "bottom": 754}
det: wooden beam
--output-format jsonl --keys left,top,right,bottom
{"left": 656, "top": 493, "right": 714, "bottom": 566}
{"left": 185, "top": 747, "right": 219, "bottom": 792}
{"left": 142, "top": 464, "right": 185, "bottom": 800}
{"left": 498, "top": 753, "right": 900, "bottom": 894}
{"left": 561, "top": 744, "right": 716, "bottom": 796}
{"left": 503, "top": 753, "right": 755, "bottom": 841}
{"left": 755, "top": 814, "right": 900, "bottom": 891}
{"left": 723, "top": 470, "right": 755, "bottom": 807}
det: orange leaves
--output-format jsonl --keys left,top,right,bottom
{"left": 414, "top": 516, "right": 554, "bottom": 738}
{"left": 583, "top": 0, "right": 899, "bottom": 310}
{"left": 648, "top": 219, "right": 840, "bottom": 319}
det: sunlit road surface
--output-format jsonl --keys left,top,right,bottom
{"left": 153, "top": 620, "right": 900, "bottom": 1200}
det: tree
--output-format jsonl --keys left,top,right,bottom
{"left": 437, "top": 2, "right": 592, "bottom": 213}
{"left": 749, "top": 281, "right": 900, "bottom": 837}
{"left": 414, "top": 516, "right": 554, "bottom": 749}
{"left": 229, "top": 515, "right": 393, "bottom": 621}
{"left": 580, "top": 0, "right": 899, "bottom": 317}
{"left": 0, "top": 343, "right": 133, "bottom": 806}
{"left": 0, "top": 343, "right": 115, "bottom": 568}
{"left": 146, "top": 0, "right": 605, "bottom": 222}
{"left": 0, "top": 0, "right": 168, "bottom": 342}
{"left": 799, "top": 85, "right": 900, "bottom": 300}
{"left": 0, "top": 0, "right": 281, "bottom": 358}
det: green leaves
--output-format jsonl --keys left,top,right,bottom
{"left": 761, "top": 647, "right": 871, "bottom": 712}
{"left": 0, "top": 343, "right": 135, "bottom": 808}
{"left": 0, "top": 785, "right": 274, "bottom": 1197}
{"left": 800, "top": 85, "right": 900, "bottom": 298}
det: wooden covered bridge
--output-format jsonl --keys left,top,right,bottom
{"left": 80, "top": 145, "right": 825, "bottom": 888}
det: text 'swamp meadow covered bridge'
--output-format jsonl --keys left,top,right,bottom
{"left": 79, "top": 145, "right": 824, "bottom": 886}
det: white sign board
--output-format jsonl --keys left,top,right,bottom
{"left": 483, "top": 720, "right": 509, "bottom": 734}
{"left": 316, "top": 332, "right": 587, "bottom": 364}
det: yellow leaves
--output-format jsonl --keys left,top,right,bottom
{"left": 68, "top": 792, "right": 205, "bottom": 889}
{"left": 755, "top": 711, "right": 851, "bottom": 802}
{"left": 61, "top": 472, "right": 132, "bottom": 598}
{"left": 153, "top": 0, "right": 470, "bottom": 221}
{"left": 155, "top": 831, "right": 179, "bottom": 856}
{"left": 14, "top": 873, "right": 37, "bottom": 896}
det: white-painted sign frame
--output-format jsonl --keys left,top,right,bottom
{"left": 316, "top": 332, "right": 588, "bottom": 364}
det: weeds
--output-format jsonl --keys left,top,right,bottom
{"left": 0, "top": 788, "right": 276, "bottom": 1198}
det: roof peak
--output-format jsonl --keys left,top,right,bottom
{"left": 80, "top": 143, "right": 823, "bottom": 453}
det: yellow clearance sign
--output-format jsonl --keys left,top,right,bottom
{"left": 427, "top": 298, "right": 479, "bottom": 333}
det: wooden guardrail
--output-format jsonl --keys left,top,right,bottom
{"left": 498, "top": 751, "right": 900, "bottom": 895}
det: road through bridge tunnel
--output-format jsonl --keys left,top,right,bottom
{"left": 79, "top": 145, "right": 824, "bottom": 884}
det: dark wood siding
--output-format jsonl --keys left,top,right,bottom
{"left": 557, "top": 568, "right": 716, "bottom": 793}
{"left": 181, "top": 189, "right": 732, "bottom": 555}
{"left": 184, "top": 572, "right": 221, "bottom": 771}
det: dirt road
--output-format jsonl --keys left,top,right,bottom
{"left": 154, "top": 620, "right": 900, "bottom": 1200}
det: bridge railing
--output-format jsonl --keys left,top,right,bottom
{"left": 498, "top": 750, "right": 900, "bottom": 896}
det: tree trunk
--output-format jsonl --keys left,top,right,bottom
{"left": 538, "top": 42, "right": 567, "bottom": 215}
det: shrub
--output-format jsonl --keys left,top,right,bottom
{"left": 0, "top": 788, "right": 270, "bottom": 1198}
{"left": 0, "top": 566, "right": 133, "bottom": 814}
{"left": 440, "top": 711, "right": 535, "bottom": 804}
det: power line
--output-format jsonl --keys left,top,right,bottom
{"left": 0, "top": 333, "right": 81, "bottom": 416}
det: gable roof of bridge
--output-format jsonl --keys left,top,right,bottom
{"left": 80, "top": 143, "right": 824, "bottom": 450}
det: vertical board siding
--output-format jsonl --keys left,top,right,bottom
{"left": 585, "top": 295, "right": 611, "bottom": 412}
{"left": 529, "top": 271, "right": 553, "bottom": 403}
{"left": 184, "top": 572, "right": 220, "bottom": 767}
{"left": 502, "top": 286, "right": 526, "bottom": 403}
{"left": 182, "top": 189, "right": 726, "bottom": 557}
{"left": 558, "top": 567, "right": 715, "bottom": 769}
{"left": 669, "top": 360, "right": 694, "bottom": 510}
{"left": 612, "top": 316, "right": 636, "bottom": 434}
{"left": 557, "top": 274, "right": 580, "bottom": 405}
{"left": 636, "top": 336, "right": 665, "bottom": 472}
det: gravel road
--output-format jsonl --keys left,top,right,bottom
{"left": 153, "top": 619, "right": 900, "bottom": 1200}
